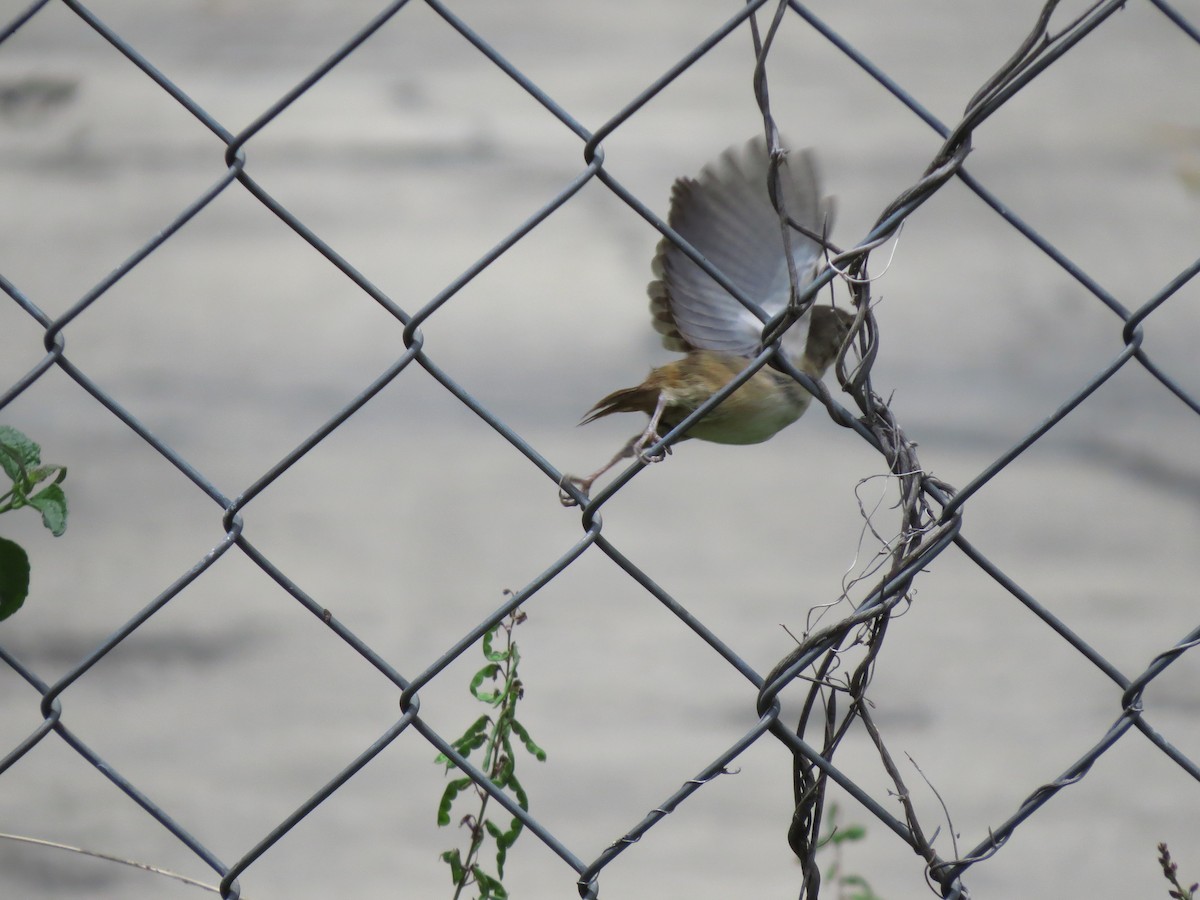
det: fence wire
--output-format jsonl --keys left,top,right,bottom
{"left": 2, "top": 1, "right": 1199, "bottom": 898}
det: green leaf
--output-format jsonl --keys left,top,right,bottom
{"left": 492, "top": 754, "right": 515, "bottom": 788}
{"left": 509, "top": 718, "right": 547, "bottom": 761}
{"left": 0, "top": 426, "right": 39, "bottom": 481}
{"left": 491, "top": 822, "right": 511, "bottom": 878}
{"left": 29, "top": 483, "right": 67, "bottom": 536}
{"left": 0, "top": 537, "right": 30, "bottom": 621}
{"left": 508, "top": 772, "right": 530, "bottom": 813}
{"left": 482, "top": 627, "right": 511, "bottom": 662}
{"left": 451, "top": 731, "right": 489, "bottom": 761}
{"left": 496, "top": 844, "right": 508, "bottom": 880}
{"left": 831, "top": 824, "right": 867, "bottom": 844}
{"left": 840, "top": 873, "right": 882, "bottom": 900}
{"left": 0, "top": 453, "right": 25, "bottom": 494}
{"left": 438, "top": 723, "right": 491, "bottom": 768}
{"left": 439, "top": 848, "right": 465, "bottom": 885}
{"left": 470, "top": 663, "right": 503, "bottom": 703}
{"left": 446, "top": 715, "right": 492, "bottom": 763}
{"left": 25, "top": 463, "right": 65, "bottom": 490}
{"left": 453, "top": 714, "right": 492, "bottom": 748}
{"left": 488, "top": 814, "right": 521, "bottom": 842}
{"left": 482, "top": 626, "right": 496, "bottom": 657}
{"left": 436, "top": 776, "right": 473, "bottom": 826}
{"left": 472, "top": 866, "right": 508, "bottom": 900}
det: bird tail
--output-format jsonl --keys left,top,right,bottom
{"left": 578, "top": 384, "right": 658, "bottom": 426}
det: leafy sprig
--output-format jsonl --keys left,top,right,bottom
{"left": 436, "top": 607, "right": 545, "bottom": 900}
{"left": 0, "top": 425, "right": 68, "bottom": 621}
{"left": 817, "top": 803, "right": 883, "bottom": 900}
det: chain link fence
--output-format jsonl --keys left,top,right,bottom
{"left": 2, "top": 0, "right": 1199, "bottom": 897}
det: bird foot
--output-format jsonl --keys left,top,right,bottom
{"left": 634, "top": 437, "right": 670, "bottom": 465}
{"left": 558, "top": 474, "right": 591, "bottom": 508}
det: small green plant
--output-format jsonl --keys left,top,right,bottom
{"left": 0, "top": 425, "right": 68, "bottom": 621}
{"left": 435, "top": 606, "right": 545, "bottom": 900}
{"left": 1159, "top": 843, "right": 1197, "bottom": 900}
{"left": 817, "top": 804, "right": 883, "bottom": 900}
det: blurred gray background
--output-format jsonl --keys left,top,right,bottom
{"left": 1, "top": 0, "right": 1199, "bottom": 898}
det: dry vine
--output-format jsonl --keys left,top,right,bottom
{"left": 746, "top": 1, "right": 1131, "bottom": 896}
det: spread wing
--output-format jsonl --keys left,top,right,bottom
{"left": 648, "top": 135, "right": 833, "bottom": 360}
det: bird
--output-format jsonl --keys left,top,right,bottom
{"left": 560, "top": 136, "right": 854, "bottom": 505}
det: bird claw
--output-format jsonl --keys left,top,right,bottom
{"left": 558, "top": 475, "right": 588, "bottom": 508}
{"left": 634, "top": 438, "right": 670, "bottom": 465}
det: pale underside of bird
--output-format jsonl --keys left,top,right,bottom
{"left": 561, "top": 136, "right": 854, "bottom": 504}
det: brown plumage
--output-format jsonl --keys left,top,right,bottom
{"left": 561, "top": 137, "right": 853, "bottom": 503}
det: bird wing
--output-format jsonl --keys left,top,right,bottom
{"left": 648, "top": 136, "right": 833, "bottom": 359}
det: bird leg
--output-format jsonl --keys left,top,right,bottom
{"left": 631, "top": 391, "right": 671, "bottom": 463}
{"left": 559, "top": 392, "right": 672, "bottom": 507}
{"left": 558, "top": 436, "right": 638, "bottom": 506}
